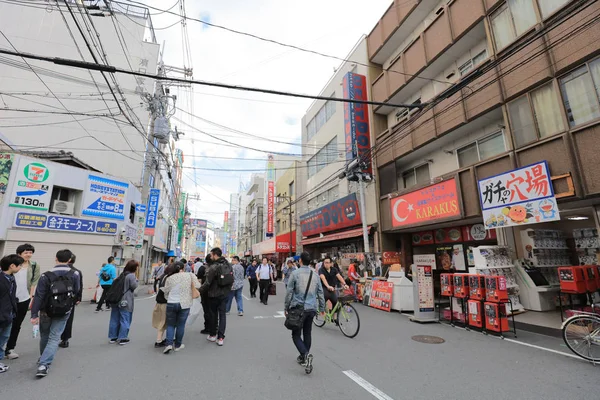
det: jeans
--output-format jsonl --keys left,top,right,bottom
{"left": 61, "top": 306, "right": 75, "bottom": 341}
{"left": 248, "top": 279, "right": 258, "bottom": 297}
{"left": 39, "top": 313, "right": 70, "bottom": 366}
{"left": 6, "top": 298, "right": 30, "bottom": 353}
{"left": 0, "top": 323, "right": 12, "bottom": 361}
{"left": 291, "top": 311, "right": 316, "bottom": 357}
{"left": 108, "top": 307, "right": 132, "bottom": 340}
{"left": 226, "top": 288, "right": 244, "bottom": 313}
{"left": 259, "top": 279, "right": 270, "bottom": 304}
{"left": 208, "top": 295, "right": 228, "bottom": 339}
{"left": 165, "top": 303, "right": 190, "bottom": 347}
{"left": 96, "top": 284, "right": 112, "bottom": 310}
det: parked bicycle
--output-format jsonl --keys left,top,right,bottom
{"left": 314, "top": 288, "right": 360, "bottom": 338}
{"left": 562, "top": 306, "right": 600, "bottom": 363}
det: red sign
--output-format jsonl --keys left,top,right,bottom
{"left": 300, "top": 193, "right": 360, "bottom": 237}
{"left": 390, "top": 178, "right": 461, "bottom": 228}
{"left": 275, "top": 231, "right": 296, "bottom": 252}
{"left": 369, "top": 281, "right": 394, "bottom": 312}
{"left": 412, "top": 231, "right": 434, "bottom": 246}
{"left": 343, "top": 73, "right": 372, "bottom": 175}
{"left": 382, "top": 251, "right": 401, "bottom": 265}
{"left": 461, "top": 224, "right": 496, "bottom": 241}
{"left": 267, "top": 181, "right": 274, "bottom": 236}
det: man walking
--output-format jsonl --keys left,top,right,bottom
{"left": 5, "top": 243, "right": 40, "bottom": 360}
{"left": 284, "top": 252, "right": 325, "bottom": 374}
{"left": 200, "top": 247, "right": 232, "bottom": 346}
{"left": 59, "top": 254, "right": 83, "bottom": 348}
{"left": 30, "top": 249, "right": 80, "bottom": 378}
{"left": 226, "top": 256, "right": 244, "bottom": 316}
{"left": 95, "top": 257, "right": 117, "bottom": 312}
{"left": 246, "top": 260, "right": 258, "bottom": 298}
{"left": 256, "top": 257, "right": 275, "bottom": 305}
{"left": 0, "top": 254, "right": 24, "bottom": 373}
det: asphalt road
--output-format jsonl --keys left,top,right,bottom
{"left": 1, "top": 282, "right": 598, "bottom": 400}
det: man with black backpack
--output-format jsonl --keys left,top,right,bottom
{"left": 95, "top": 257, "right": 117, "bottom": 312}
{"left": 200, "top": 247, "right": 233, "bottom": 346}
{"left": 59, "top": 253, "right": 83, "bottom": 348}
{"left": 30, "top": 249, "right": 80, "bottom": 378}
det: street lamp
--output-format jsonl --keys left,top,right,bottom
{"left": 276, "top": 194, "right": 294, "bottom": 258}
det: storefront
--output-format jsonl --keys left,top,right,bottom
{"left": 251, "top": 230, "right": 297, "bottom": 265}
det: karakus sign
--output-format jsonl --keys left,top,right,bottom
{"left": 343, "top": 72, "right": 372, "bottom": 175}
{"left": 300, "top": 193, "right": 361, "bottom": 237}
{"left": 390, "top": 178, "right": 461, "bottom": 228}
{"left": 478, "top": 161, "right": 559, "bottom": 229}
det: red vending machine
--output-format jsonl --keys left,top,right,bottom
{"left": 558, "top": 266, "right": 587, "bottom": 294}
{"left": 485, "top": 276, "right": 508, "bottom": 302}
{"left": 453, "top": 274, "right": 469, "bottom": 298}
{"left": 440, "top": 274, "right": 454, "bottom": 297}
{"left": 484, "top": 302, "right": 509, "bottom": 333}
{"left": 582, "top": 266, "right": 598, "bottom": 292}
{"left": 595, "top": 266, "right": 600, "bottom": 289}
{"left": 468, "top": 299, "right": 483, "bottom": 328}
{"left": 468, "top": 275, "right": 486, "bottom": 300}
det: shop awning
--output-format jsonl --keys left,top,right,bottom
{"left": 251, "top": 231, "right": 297, "bottom": 255}
{"left": 301, "top": 226, "right": 371, "bottom": 246}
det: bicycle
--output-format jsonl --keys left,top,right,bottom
{"left": 314, "top": 288, "right": 360, "bottom": 338}
{"left": 562, "top": 307, "right": 600, "bottom": 363}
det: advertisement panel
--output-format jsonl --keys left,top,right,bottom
{"left": 382, "top": 251, "right": 401, "bottom": 265}
{"left": 343, "top": 72, "right": 372, "bottom": 174}
{"left": 14, "top": 212, "right": 117, "bottom": 235}
{"left": 190, "top": 218, "right": 207, "bottom": 227}
{"left": 144, "top": 188, "right": 160, "bottom": 235}
{"left": 134, "top": 204, "right": 145, "bottom": 248}
{"left": 478, "top": 161, "right": 559, "bottom": 229}
{"left": 0, "top": 152, "right": 14, "bottom": 194}
{"left": 267, "top": 181, "right": 274, "bottom": 238}
{"left": 300, "top": 193, "right": 361, "bottom": 237}
{"left": 224, "top": 211, "right": 229, "bottom": 231}
{"left": 369, "top": 281, "right": 394, "bottom": 312}
{"left": 9, "top": 158, "right": 55, "bottom": 211}
{"left": 390, "top": 178, "right": 461, "bottom": 228}
{"left": 82, "top": 175, "right": 128, "bottom": 220}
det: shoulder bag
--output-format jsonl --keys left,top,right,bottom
{"left": 190, "top": 273, "right": 200, "bottom": 299}
{"left": 284, "top": 271, "right": 313, "bottom": 331}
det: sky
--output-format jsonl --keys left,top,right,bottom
{"left": 137, "top": 0, "right": 392, "bottom": 225}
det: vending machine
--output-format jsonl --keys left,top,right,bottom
{"left": 485, "top": 275, "right": 508, "bottom": 302}
{"left": 582, "top": 266, "right": 598, "bottom": 293}
{"left": 440, "top": 273, "right": 454, "bottom": 297}
{"left": 558, "top": 266, "right": 587, "bottom": 294}
{"left": 468, "top": 275, "right": 486, "bottom": 300}
{"left": 453, "top": 274, "right": 469, "bottom": 298}
{"left": 484, "top": 302, "right": 509, "bottom": 333}
{"left": 468, "top": 299, "right": 483, "bottom": 328}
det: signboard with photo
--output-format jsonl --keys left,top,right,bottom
{"left": 436, "top": 245, "right": 467, "bottom": 271}
{"left": 369, "top": 281, "right": 394, "bottom": 312}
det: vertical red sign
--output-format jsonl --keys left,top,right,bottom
{"left": 343, "top": 72, "right": 372, "bottom": 175}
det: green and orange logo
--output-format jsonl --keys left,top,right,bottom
{"left": 23, "top": 163, "right": 49, "bottom": 182}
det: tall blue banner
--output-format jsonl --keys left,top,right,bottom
{"left": 145, "top": 188, "right": 160, "bottom": 235}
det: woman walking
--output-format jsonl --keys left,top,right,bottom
{"left": 152, "top": 264, "right": 174, "bottom": 348}
{"left": 161, "top": 262, "right": 201, "bottom": 354}
{"left": 108, "top": 260, "right": 139, "bottom": 345}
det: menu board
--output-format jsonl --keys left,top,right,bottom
{"left": 416, "top": 265, "right": 434, "bottom": 312}
{"left": 369, "top": 281, "right": 394, "bottom": 312}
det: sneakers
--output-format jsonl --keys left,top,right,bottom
{"left": 163, "top": 345, "right": 173, "bottom": 354}
{"left": 5, "top": 350, "right": 18, "bottom": 360}
{"left": 238, "top": 312, "right": 244, "bottom": 316}
{"left": 109, "top": 338, "right": 118, "bottom": 344}
{"left": 296, "top": 355, "right": 305, "bottom": 364}
{"left": 36, "top": 365, "right": 48, "bottom": 378}
{"left": 0, "top": 363, "right": 8, "bottom": 373}
{"left": 302, "top": 354, "right": 314, "bottom": 374}
{"left": 217, "top": 338, "right": 224, "bottom": 346}
{"left": 95, "top": 307, "right": 103, "bottom": 313}
{"left": 59, "top": 341, "right": 69, "bottom": 348}
{"left": 206, "top": 335, "right": 217, "bottom": 342}
{"left": 154, "top": 340, "right": 166, "bottom": 348}
{"left": 118, "top": 339, "right": 130, "bottom": 345}
{"left": 200, "top": 329, "right": 209, "bottom": 334}
{"left": 174, "top": 344, "right": 185, "bottom": 352}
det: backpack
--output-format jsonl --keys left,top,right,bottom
{"left": 44, "top": 271, "right": 76, "bottom": 317}
{"left": 105, "top": 272, "right": 128, "bottom": 305}
{"left": 217, "top": 262, "right": 234, "bottom": 287}
{"left": 100, "top": 266, "right": 111, "bottom": 282}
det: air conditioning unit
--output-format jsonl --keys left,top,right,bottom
{"left": 51, "top": 200, "right": 75, "bottom": 215}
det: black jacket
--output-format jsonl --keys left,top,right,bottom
{"left": 200, "top": 257, "right": 232, "bottom": 298}
{"left": 68, "top": 263, "right": 84, "bottom": 303}
{"left": 0, "top": 273, "right": 18, "bottom": 328}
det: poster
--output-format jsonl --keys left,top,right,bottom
{"left": 416, "top": 265, "right": 434, "bottom": 312}
{"left": 9, "top": 158, "right": 55, "bottom": 211}
{"left": 0, "top": 152, "right": 14, "bottom": 194}
{"left": 437, "top": 245, "right": 466, "bottom": 271}
{"left": 362, "top": 280, "right": 373, "bottom": 306}
{"left": 413, "top": 254, "right": 436, "bottom": 270}
{"left": 369, "top": 281, "right": 394, "bottom": 312}
{"left": 478, "top": 161, "right": 559, "bottom": 229}
{"left": 82, "top": 175, "right": 128, "bottom": 220}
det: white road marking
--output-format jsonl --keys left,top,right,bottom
{"left": 343, "top": 370, "right": 394, "bottom": 400}
{"left": 274, "top": 311, "right": 285, "bottom": 318}
{"left": 138, "top": 294, "right": 157, "bottom": 301}
{"left": 503, "top": 338, "right": 584, "bottom": 361}
{"left": 242, "top": 294, "right": 250, "bottom": 301}
{"left": 253, "top": 316, "right": 270, "bottom": 319}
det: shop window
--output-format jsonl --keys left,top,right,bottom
{"left": 457, "top": 132, "right": 506, "bottom": 168}
{"left": 491, "top": 0, "right": 538, "bottom": 51}
{"left": 398, "top": 163, "right": 430, "bottom": 190}
{"left": 560, "top": 60, "right": 600, "bottom": 128}
{"left": 378, "top": 163, "right": 397, "bottom": 196}
{"left": 538, "top": 0, "right": 570, "bottom": 18}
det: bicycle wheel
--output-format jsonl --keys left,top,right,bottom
{"left": 562, "top": 314, "right": 600, "bottom": 362}
{"left": 337, "top": 303, "right": 360, "bottom": 338}
{"left": 313, "top": 312, "right": 326, "bottom": 327}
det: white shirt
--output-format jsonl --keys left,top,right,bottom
{"left": 167, "top": 282, "right": 182, "bottom": 303}
{"left": 257, "top": 263, "right": 272, "bottom": 280}
{"left": 13, "top": 267, "right": 30, "bottom": 303}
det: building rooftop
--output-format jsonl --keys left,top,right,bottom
{"left": 19, "top": 150, "right": 102, "bottom": 172}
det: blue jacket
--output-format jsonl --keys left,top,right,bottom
{"left": 99, "top": 264, "right": 117, "bottom": 285}
{"left": 284, "top": 266, "right": 325, "bottom": 312}
{"left": 246, "top": 264, "right": 258, "bottom": 279}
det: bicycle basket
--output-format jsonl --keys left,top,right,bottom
{"left": 338, "top": 295, "right": 355, "bottom": 303}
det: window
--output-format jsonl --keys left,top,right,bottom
{"left": 307, "top": 137, "right": 338, "bottom": 178}
{"left": 308, "top": 186, "right": 339, "bottom": 210}
{"left": 539, "top": 0, "right": 570, "bottom": 18}
{"left": 560, "top": 60, "right": 600, "bottom": 128}
{"left": 306, "top": 98, "right": 336, "bottom": 140}
{"left": 457, "top": 132, "right": 506, "bottom": 167}
{"left": 491, "top": 0, "right": 537, "bottom": 50}
{"left": 398, "top": 163, "right": 430, "bottom": 190}
{"left": 509, "top": 96, "right": 538, "bottom": 146}
{"left": 307, "top": 156, "right": 317, "bottom": 177}
{"left": 395, "top": 98, "right": 421, "bottom": 123}
{"left": 289, "top": 181, "right": 294, "bottom": 197}
{"left": 379, "top": 163, "right": 397, "bottom": 195}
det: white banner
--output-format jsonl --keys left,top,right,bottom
{"left": 9, "top": 157, "right": 55, "bottom": 211}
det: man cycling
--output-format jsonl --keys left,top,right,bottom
{"left": 318, "top": 256, "right": 348, "bottom": 311}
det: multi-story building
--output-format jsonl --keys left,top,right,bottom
{"left": 367, "top": 0, "right": 600, "bottom": 326}
{"left": 242, "top": 174, "right": 265, "bottom": 258}
{"left": 298, "top": 37, "right": 379, "bottom": 263}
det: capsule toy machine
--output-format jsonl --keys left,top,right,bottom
{"left": 595, "top": 265, "right": 600, "bottom": 289}
{"left": 558, "top": 266, "right": 587, "bottom": 294}
{"left": 468, "top": 299, "right": 483, "bottom": 329}
{"left": 453, "top": 274, "right": 469, "bottom": 298}
{"left": 468, "top": 274, "right": 486, "bottom": 300}
{"left": 484, "top": 302, "right": 509, "bottom": 333}
{"left": 485, "top": 275, "right": 508, "bottom": 302}
{"left": 582, "top": 266, "right": 598, "bottom": 293}
{"left": 440, "top": 273, "right": 454, "bottom": 297}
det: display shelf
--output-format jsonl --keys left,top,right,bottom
{"left": 532, "top": 247, "right": 570, "bottom": 250}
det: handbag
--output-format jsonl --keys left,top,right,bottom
{"left": 190, "top": 273, "right": 200, "bottom": 299}
{"left": 268, "top": 282, "right": 277, "bottom": 296}
{"left": 284, "top": 271, "right": 313, "bottom": 331}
